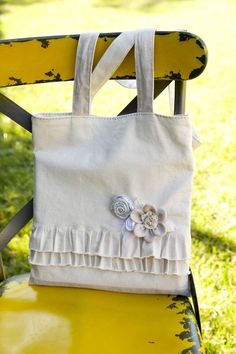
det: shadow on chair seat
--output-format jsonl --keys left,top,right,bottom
{"left": 0, "top": 273, "right": 204, "bottom": 354}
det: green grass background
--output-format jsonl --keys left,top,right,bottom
{"left": 0, "top": 0, "right": 236, "bottom": 352}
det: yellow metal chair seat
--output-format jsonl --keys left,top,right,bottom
{"left": 0, "top": 273, "right": 204, "bottom": 354}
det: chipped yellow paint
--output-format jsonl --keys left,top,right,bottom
{"left": 0, "top": 32, "right": 207, "bottom": 87}
{"left": 0, "top": 274, "right": 204, "bottom": 354}
{"left": 0, "top": 37, "right": 77, "bottom": 86}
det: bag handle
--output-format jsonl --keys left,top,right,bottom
{"left": 90, "top": 31, "right": 136, "bottom": 100}
{"left": 72, "top": 31, "right": 136, "bottom": 115}
{"left": 72, "top": 29, "right": 156, "bottom": 115}
{"left": 135, "top": 29, "right": 155, "bottom": 113}
{"left": 72, "top": 32, "right": 99, "bottom": 116}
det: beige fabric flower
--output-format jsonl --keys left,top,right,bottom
{"left": 130, "top": 204, "right": 167, "bottom": 242}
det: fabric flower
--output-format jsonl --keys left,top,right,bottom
{"left": 130, "top": 204, "right": 167, "bottom": 242}
{"left": 125, "top": 217, "right": 136, "bottom": 231}
{"left": 111, "top": 195, "right": 134, "bottom": 220}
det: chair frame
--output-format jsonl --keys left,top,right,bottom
{"left": 0, "top": 30, "right": 208, "bottom": 335}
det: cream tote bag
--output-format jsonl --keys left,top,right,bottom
{"left": 29, "top": 29, "right": 200, "bottom": 295}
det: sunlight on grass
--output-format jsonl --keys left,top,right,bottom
{"left": 0, "top": 0, "right": 236, "bottom": 353}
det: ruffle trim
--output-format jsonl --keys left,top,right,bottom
{"left": 29, "top": 251, "right": 190, "bottom": 276}
{"left": 30, "top": 224, "right": 190, "bottom": 261}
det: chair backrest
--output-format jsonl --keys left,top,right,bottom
{"left": 0, "top": 30, "right": 208, "bottom": 281}
{"left": 0, "top": 31, "right": 207, "bottom": 87}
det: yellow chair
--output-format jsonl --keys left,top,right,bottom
{"left": 0, "top": 31, "right": 207, "bottom": 354}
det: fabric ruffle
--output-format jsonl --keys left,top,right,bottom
{"left": 30, "top": 224, "right": 190, "bottom": 260}
{"left": 29, "top": 224, "right": 190, "bottom": 275}
{"left": 29, "top": 251, "right": 189, "bottom": 275}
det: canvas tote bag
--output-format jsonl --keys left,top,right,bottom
{"left": 29, "top": 29, "right": 200, "bottom": 295}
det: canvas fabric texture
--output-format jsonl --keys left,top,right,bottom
{"left": 29, "top": 29, "right": 200, "bottom": 295}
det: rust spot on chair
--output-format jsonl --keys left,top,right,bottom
{"left": 37, "top": 39, "right": 50, "bottom": 48}
{"left": 196, "top": 39, "right": 204, "bottom": 50}
{"left": 179, "top": 33, "right": 191, "bottom": 42}
{"left": 45, "top": 70, "right": 54, "bottom": 77}
{"left": 189, "top": 67, "right": 204, "bottom": 80}
{"left": 165, "top": 72, "right": 182, "bottom": 80}
{"left": 8, "top": 77, "right": 25, "bottom": 85}
{"left": 197, "top": 55, "right": 207, "bottom": 65}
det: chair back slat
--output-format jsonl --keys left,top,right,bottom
{"left": 0, "top": 31, "right": 207, "bottom": 87}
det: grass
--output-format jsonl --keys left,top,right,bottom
{"left": 0, "top": 0, "right": 236, "bottom": 353}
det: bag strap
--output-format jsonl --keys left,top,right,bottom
{"left": 90, "top": 31, "right": 136, "bottom": 100}
{"left": 135, "top": 29, "right": 155, "bottom": 113}
{"left": 72, "top": 32, "right": 99, "bottom": 116}
{"left": 72, "top": 31, "right": 135, "bottom": 116}
{"left": 72, "top": 29, "right": 156, "bottom": 116}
